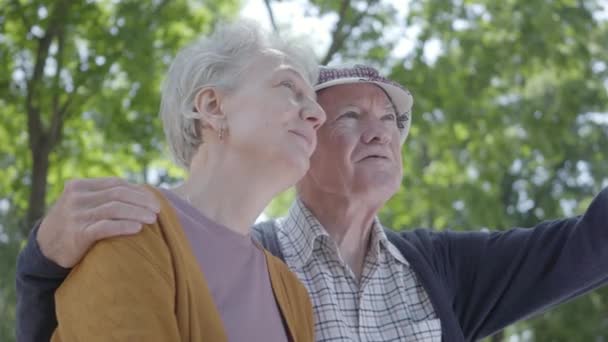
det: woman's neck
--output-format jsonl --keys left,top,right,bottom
{"left": 173, "top": 148, "right": 293, "bottom": 235}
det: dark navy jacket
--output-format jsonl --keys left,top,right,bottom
{"left": 16, "top": 188, "right": 608, "bottom": 341}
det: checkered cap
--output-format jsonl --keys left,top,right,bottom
{"left": 315, "top": 64, "right": 413, "bottom": 142}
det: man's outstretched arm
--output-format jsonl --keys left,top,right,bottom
{"left": 15, "top": 178, "right": 160, "bottom": 342}
{"left": 438, "top": 187, "right": 608, "bottom": 340}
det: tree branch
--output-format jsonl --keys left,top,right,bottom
{"left": 49, "top": 93, "right": 73, "bottom": 147}
{"left": 263, "top": 0, "right": 279, "bottom": 33}
{"left": 320, "top": 0, "right": 377, "bottom": 65}
{"left": 51, "top": 27, "right": 66, "bottom": 121}
{"left": 49, "top": 61, "right": 90, "bottom": 147}
{"left": 48, "top": 45, "right": 120, "bottom": 146}
{"left": 321, "top": 0, "right": 350, "bottom": 65}
{"left": 49, "top": 57, "right": 86, "bottom": 147}
{"left": 11, "top": 0, "right": 31, "bottom": 32}
{"left": 151, "top": 0, "right": 171, "bottom": 20}
{"left": 27, "top": 0, "right": 69, "bottom": 149}
{"left": 26, "top": 19, "right": 57, "bottom": 150}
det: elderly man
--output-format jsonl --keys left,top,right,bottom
{"left": 16, "top": 65, "right": 608, "bottom": 342}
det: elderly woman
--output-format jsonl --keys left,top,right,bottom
{"left": 50, "top": 19, "right": 325, "bottom": 342}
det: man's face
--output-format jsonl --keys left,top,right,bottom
{"left": 300, "top": 83, "right": 403, "bottom": 202}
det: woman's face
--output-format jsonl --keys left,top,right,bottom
{"left": 219, "top": 49, "right": 326, "bottom": 180}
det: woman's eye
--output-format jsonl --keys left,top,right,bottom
{"left": 281, "top": 80, "right": 296, "bottom": 91}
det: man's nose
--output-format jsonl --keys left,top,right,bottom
{"left": 361, "top": 120, "right": 391, "bottom": 144}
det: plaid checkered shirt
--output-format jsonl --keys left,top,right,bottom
{"left": 275, "top": 199, "right": 442, "bottom": 341}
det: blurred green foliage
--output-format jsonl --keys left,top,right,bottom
{"left": 1, "top": 0, "right": 607, "bottom": 341}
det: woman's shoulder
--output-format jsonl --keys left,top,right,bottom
{"left": 263, "top": 251, "right": 311, "bottom": 306}
{"left": 59, "top": 220, "right": 174, "bottom": 296}
{"left": 52, "top": 191, "right": 186, "bottom": 341}
{"left": 60, "top": 186, "right": 184, "bottom": 291}
{"left": 92, "top": 220, "right": 171, "bottom": 267}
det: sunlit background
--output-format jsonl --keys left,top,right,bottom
{"left": 2, "top": 0, "right": 608, "bottom": 340}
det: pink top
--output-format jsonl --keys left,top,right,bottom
{"left": 161, "top": 189, "right": 289, "bottom": 342}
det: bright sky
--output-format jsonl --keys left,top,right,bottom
{"left": 239, "top": 0, "right": 424, "bottom": 64}
{"left": 241, "top": 0, "right": 608, "bottom": 67}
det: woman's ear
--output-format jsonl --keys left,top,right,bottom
{"left": 194, "top": 87, "right": 225, "bottom": 132}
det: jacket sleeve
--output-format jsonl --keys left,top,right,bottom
{"left": 435, "top": 187, "right": 608, "bottom": 340}
{"left": 50, "top": 224, "right": 181, "bottom": 342}
{"left": 16, "top": 222, "right": 70, "bottom": 342}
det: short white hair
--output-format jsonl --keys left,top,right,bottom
{"left": 160, "top": 19, "right": 319, "bottom": 169}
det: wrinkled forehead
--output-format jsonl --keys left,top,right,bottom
{"left": 237, "top": 49, "right": 304, "bottom": 82}
{"left": 316, "top": 83, "right": 395, "bottom": 115}
{"left": 240, "top": 50, "right": 282, "bottom": 78}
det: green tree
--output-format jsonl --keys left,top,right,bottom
{"left": 0, "top": 0, "right": 238, "bottom": 340}
{"left": 2, "top": 0, "right": 607, "bottom": 340}
{"left": 388, "top": 0, "right": 608, "bottom": 340}
{"left": 266, "top": 0, "right": 608, "bottom": 340}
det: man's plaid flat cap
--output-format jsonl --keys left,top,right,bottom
{"left": 315, "top": 64, "right": 413, "bottom": 142}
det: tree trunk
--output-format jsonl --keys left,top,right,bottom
{"left": 25, "top": 139, "right": 51, "bottom": 234}
{"left": 22, "top": 0, "right": 69, "bottom": 235}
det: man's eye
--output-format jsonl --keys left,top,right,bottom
{"left": 340, "top": 111, "right": 359, "bottom": 119}
{"left": 382, "top": 114, "right": 397, "bottom": 121}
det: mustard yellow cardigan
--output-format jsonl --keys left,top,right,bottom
{"left": 51, "top": 186, "right": 314, "bottom": 342}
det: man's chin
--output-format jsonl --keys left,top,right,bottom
{"left": 355, "top": 177, "right": 400, "bottom": 202}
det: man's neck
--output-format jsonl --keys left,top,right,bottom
{"left": 300, "top": 192, "right": 382, "bottom": 280}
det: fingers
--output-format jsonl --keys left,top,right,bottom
{"left": 38, "top": 178, "right": 159, "bottom": 268}
{"left": 84, "top": 202, "right": 158, "bottom": 224}
{"left": 64, "top": 177, "right": 130, "bottom": 192}
{"left": 84, "top": 219, "right": 144, "bottom": 243}
{"left": 61, "top": 177, "right": 161, "bottom": 217}
{"left": 81, "top": 185, "right": 161, "bottom": 213}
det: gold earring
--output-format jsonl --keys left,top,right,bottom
{"left": 218, "top": 125, "right": 224, "bottom": 140}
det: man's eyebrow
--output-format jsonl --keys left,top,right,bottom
{"left": 381, "top": 99, "right": 397, "bottom": 113}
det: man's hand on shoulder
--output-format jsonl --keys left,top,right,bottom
{"left": 37, "top": 177, "right": 161, "bottom": 268}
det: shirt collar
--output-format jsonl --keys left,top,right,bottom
{"left": 277, "top": 198, "right": 329, "bottom": 268}
{"left": 277, "top": 198, "right": 409, "bottom": 268}
{"left": 369, "top": 217, "right": 409, "bottom": 266}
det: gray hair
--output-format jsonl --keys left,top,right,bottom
{"left": 160, "top": 19, "right": 319, "bottom": 169}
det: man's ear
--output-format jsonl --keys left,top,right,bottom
{"left": 194, "top": 86, "right": 225, "bottom": 131}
